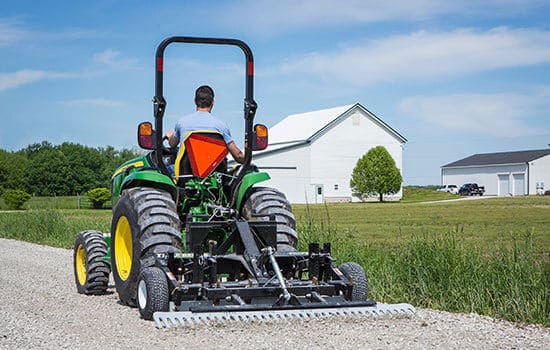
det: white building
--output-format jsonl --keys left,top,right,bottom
{"left": 441, "top": 149, "right": 550, "bottom": 196}
{"left": 252, "top": 103, "right": 407, "bottom": 204}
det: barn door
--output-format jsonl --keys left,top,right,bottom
{"left": 498, "top": 174, "right": 509, "bottom": 196}
{"left": 512, "top": 174, "right": 525, "bottom": 196}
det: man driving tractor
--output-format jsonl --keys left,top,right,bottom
{"left": 166, "top": 85, "right": 245, "bottom": 176}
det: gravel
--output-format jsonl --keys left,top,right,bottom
{"left": 0, "top": 237, "right": 548, "bottom": 349}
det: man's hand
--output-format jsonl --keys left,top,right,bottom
{"left": 166, "top": 130, "right": 179, "bottom": 148}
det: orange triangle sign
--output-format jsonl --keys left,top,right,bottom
{"left": 184, "top": 134, "right": 228, "bottom": 178}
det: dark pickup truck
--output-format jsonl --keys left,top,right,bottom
{"left": 459, "top": 183, "right": 485, "bottom": 196}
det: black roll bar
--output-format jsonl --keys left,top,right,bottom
{"left": 152, "top": 36, "right": 257, "bottom": 177}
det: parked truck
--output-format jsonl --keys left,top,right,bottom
{"left": 459, "top": 183, "right": 485, "bottom": 196}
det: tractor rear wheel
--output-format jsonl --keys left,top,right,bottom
{"left": 111, "top": 187, "right": 182, "bottom": 306}
{"left": 73, "top": 230, "right": 110, "bottom": 295}
{"left": 339, "top": 262, "right": 368, "bottom": 301}
{"left": 242, "top": 187, "right": 298, "bottom": 252}
{"left": 138, "top": 267, "right": 169, "bottom": 320}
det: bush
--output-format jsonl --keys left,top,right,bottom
{"left": 87, "top": 188, "right": 111, "bottom": 209}
{"left": 2, "top": 189, "right": 31, "bottom": 210}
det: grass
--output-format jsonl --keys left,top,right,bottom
{"left": 0, "top": 195, "right": 111, "bottom": 210}
{"left": 0, "top": 194, "right": 548, "bottom": 325}
{"left": 299, "top": 221, "right": 548, "bottom": 325}
{"left": 0, "top": 209, "right": 111, "bottom": 248}
{"left": 293, "top": 196, "right": 550, "bottom": 252}
{"left": 401, "top": 186, "right": 459, "bottom": 203}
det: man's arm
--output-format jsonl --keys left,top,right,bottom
{"left": 166, "top": 130, "right": 179, "bottom": 148}
{"left": 227, "top": 141, "right": 245, "bottom": 164}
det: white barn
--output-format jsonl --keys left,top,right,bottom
{"left": 252, "top": 103, "right": 407, "bottom": 204}
{"left": 441, "top": 149, "right": 550, "bottom": 196}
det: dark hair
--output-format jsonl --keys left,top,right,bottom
{"left": 194, "top": 85, "right": 214, "bottom": 108}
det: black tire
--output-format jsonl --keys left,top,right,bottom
{"left": 73, "top": 230, "right": 111, "bottom": 295}
{"left": 111, "top": 187, "right": 181, "bottom": 306}
{"left": 241, "top": 186, "right": 298, "bottom": 252}
{"left": 339, "top": 262, "right": 368, "bottom": 301}
{"left": 138, "top": 267, "right": 169, "bottom": 320}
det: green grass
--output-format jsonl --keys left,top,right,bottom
{"left": 0, "top": 209, "right": 111, "bottom": 247}
{"left": 401, "top": 186, "right": 460, "bottom": 203}
{"left": 0, "top": 195, "right": 548, "bottom": 325}
{"left": 0, "top": 196, "right": 111, "bottom": 210}
{"left": 298, "top": 221, "right": 548, "bottom": 325}
{"left": 293, "top": 196, "right": 550, "bottom": 252}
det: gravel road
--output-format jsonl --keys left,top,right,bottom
{"left": 0, "top": 238, "right": 548, "bottom": 349}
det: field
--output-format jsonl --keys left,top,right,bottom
{"left": 0, "top": 193, "right": 548, "bottom": 325}
{"left": 0, "top": 195, "right": 111, "bottom": 210}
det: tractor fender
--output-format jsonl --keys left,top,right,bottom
{"left": 235, "top": 171, "right": 270, "bottom": 210}
{"left": 119, "top": 171, "right": 177, "bottom": 201}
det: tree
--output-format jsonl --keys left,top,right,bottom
{"left": 0, "top": 150, "right": 28, "bottom": 191}
{"left": 87, "top": 188, "right": 111, "bottom": 209}
{"left": 2, "top": 189, "right": 31, "bottom": 210}
{"left": 25, "top": 148, "right": 71, "bottom": 196}
{"left": 350, "top": 146, "right": 402, "bottom": 202}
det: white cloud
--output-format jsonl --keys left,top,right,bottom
{"left": 0, "top": 18, "right": 27, "bottom": 46}
{"left": 58, "top": 98, "right": 125, "bottom": 108}
{"left": 216, "top": 0, "right": 547, "bottom": 34}
{"left": 279, "top": 27, "right": 550, "bottom": 85}
{"left": 398, "top": 91, "right": 550, "bottom": 137}
{"left": 93, "top": 49, "right": 139, "bottom": 69}
{"left": 0, "top": 17, "right": 99, "bottom": 47}
{"left": 0, "top": 70, "right": 70, "bottom": 91}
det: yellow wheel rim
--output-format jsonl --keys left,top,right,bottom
{"left": 75, "top": 244, "right": 86, "bottom": 286}
{"left": 115, "top": 216, "right": 133, "bottom": 281}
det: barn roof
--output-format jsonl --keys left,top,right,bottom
{"left": 267, "top": 103, "right": 407, "bottom": 146}
{"left": 442, "top": 149, "right": 550, "bottom": 168}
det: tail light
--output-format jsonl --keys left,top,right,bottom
{"left": 252, "top": 124, "right": 268, "bottom": 151}
{"left": 138, "top": 122, "right": 155, "bottom": 149}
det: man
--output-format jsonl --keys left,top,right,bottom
{"left": 166, "top": 85, "right": 245, "bottom": 175}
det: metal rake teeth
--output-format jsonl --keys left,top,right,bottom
{"left": 153, "top": 303, "right": 416, "bottom": 329}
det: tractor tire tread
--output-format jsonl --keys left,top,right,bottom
{"left": 138, "top": 267, "right": 169, "bottom": 320}
{"left": 111, "top": 187, "right": 181, "bottom": 306}
{"left": 242, "top": 187, "right": 298, "bottom": 251}
{"left": 73, "top": 230, "right": 111, "bottom": 295}
{"left": 339, "top": 262, "right": 368, "bottom": 301}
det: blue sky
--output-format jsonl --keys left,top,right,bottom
{"left": 1, "top": 0, "right": 549, "bottom": 184}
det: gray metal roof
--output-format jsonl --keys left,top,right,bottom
{"left": 442, "top": 149, "right": 550, "bottom": 168}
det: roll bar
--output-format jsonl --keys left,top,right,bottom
{"left": 152, "top": 36, "right": 257, "bottom": 174}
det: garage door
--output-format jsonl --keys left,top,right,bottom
{"left": 498, "top": 174, "right": 509, "bottom": 196}
{"left": 513, "top": 173, "right": 525, "bottom": 196}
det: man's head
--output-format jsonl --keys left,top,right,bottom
{"left": 195, "top": 85, "right": 214, "bottom": 110}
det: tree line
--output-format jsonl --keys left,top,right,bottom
{"left": 0, "top": 141, "right": 141, "bottom": 196}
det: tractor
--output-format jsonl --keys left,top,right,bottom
{"left": 72, "top": 36, "right": 414, "bottom": 327}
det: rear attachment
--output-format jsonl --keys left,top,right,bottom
{"left": 154, "top": 303, "right": 416, "bottom": 328}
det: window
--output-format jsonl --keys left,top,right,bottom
{"left": 317, "top": 187, "right": 322, "bottom": 195}
{"left": 352, "top": 114, "right": 360, "bottom": 126}
{"left": 334, "top": 184, "right": 339, "bottom": 190}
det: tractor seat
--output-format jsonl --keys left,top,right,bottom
{"left": 174, "top": 131, "right": 228, "bottom": 185}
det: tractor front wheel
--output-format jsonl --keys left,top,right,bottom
{"left": 111, "top": 187, "right": 181, "bottom": 306}
{"left": 138, "top": 267, "right": 169, "bottom": 320}
{"left": 339, "top": 262, "right": 368, "bottom": 301}
{"left": 73, "top": 230, "right": 110, "bottom": 295}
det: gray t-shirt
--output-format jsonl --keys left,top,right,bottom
{"left": 174, "top": 111, "right": 233, "bottom": 146}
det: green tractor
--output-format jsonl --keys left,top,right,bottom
{"left": 73, "top": 36, "right": 414, "bottom": 327}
